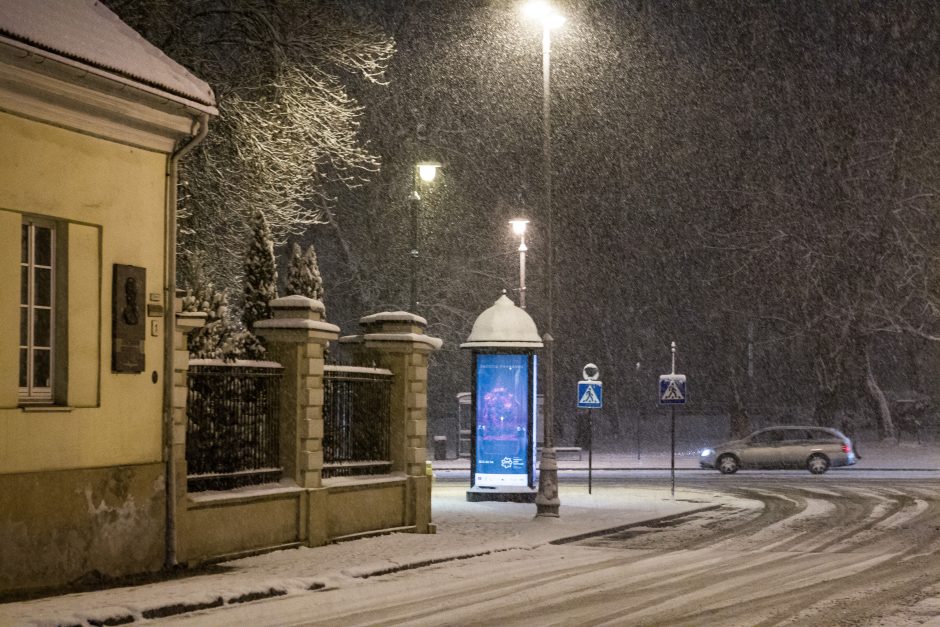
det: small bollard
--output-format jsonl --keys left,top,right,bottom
{"left": 433, "top": 435, "right": 448, "bottom": 460}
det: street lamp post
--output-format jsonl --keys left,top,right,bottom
{"left": 410, "top": 161, "right": 441, "bottom": 313}
{"left": 523, "top": 0, "right": 564, "bottom": 518}
{"left": 509, "top": 219, "right": 529, "bottom": 309}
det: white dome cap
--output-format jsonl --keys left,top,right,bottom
{"left": 460, "top": 294, "right": 543, "bottom": 349}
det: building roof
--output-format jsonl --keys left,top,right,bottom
{"left": 0, "top": 0, "right": 215, "bottom": 108}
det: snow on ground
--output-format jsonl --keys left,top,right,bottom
{"left": 0, "top": 482, "right": 729, "bottom": 626}
{"left": 1, "top": 443, "right": 936, "bottom": 626}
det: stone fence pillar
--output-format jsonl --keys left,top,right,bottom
{"left": 339, "top": 312, "right": 442, "bottom": 531}
{"left": 254, "top": 296, "right": 339, "bottom": 489}
{"left": 173, "top": 308, "right": 207, "bottom": 502}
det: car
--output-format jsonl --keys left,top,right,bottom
{"left": 699, "top": 426, "right": 857, "bottom": 474}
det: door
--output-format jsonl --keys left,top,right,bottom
{"left": 776, "top": 429, "right": 813, "bottom": 468}
{"left": 739, "top": 429, "right": 786, "bottom": 468}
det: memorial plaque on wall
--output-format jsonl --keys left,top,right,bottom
{"left": 112, "top": 264, "right": 146, "bottom": 373}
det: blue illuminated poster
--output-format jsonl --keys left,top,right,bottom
{"left": 474, "top": 354, "right": 530, "bottom": 487}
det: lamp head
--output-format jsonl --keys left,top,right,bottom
{"left": 522, "top": 0, "right": 565, "bottom": 28}
{"left": 416, "top": 161, "right": 442, "bottom": 183}
{"left": 509, "top": 219, "right": 529, "bottom": 236}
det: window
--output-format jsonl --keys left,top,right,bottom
{"left": 781, "top": 429, "right": 810, "bottom": 442}
{"left": 750, "top": 429, "right": 785, "bottom": 444}
{"left": 19, "top": 220, "right": 55, "bottom": 402}
{"left": 807, "top": 429, "right": 836, "bottom": 442}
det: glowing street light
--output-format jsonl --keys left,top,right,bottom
{"left": 417, "top": 161, "right": 441, "bottom": 183}
{"left": 522, "top": 0, "right": 563, "bottom": 518}
{"left": 522, "top": 0, "right": 566, "bottom": 29}
{"left": 410, "top": 161, "right": 442, "bottom": 312}
{"left": 509, "top": 219, "right": 529, "bottom": 309}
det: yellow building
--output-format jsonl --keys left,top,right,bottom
{"left": 0, "top": 0, "right": 216, "bottom": 594}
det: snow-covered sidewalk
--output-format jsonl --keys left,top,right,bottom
{"left": 1, "top": 483, "right": 723, "bottom": 626}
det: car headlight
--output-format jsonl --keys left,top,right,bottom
{"left": 700, "top": 448, "right": 714, "bottom": 457}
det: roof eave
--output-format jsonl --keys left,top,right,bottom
{"left": 0, "top": 35, "right": 217, "bottom": 115}
{"left": 459, "top": 341, "right": 544, "bottom": 350}
{"left": 0, "top": 39, "right": 216, "bottom": 152}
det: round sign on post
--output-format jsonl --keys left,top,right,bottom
{"left": 577, "top": 363, "right": 601, "bottom": 494}
{"left": 577, "top": 364, "right": 602, "bottom": 409}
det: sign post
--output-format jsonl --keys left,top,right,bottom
{"left": 635, "top": 361, "right": 642, "bottom": 461}
{"left": 577, "top": 363, "right": 602, "bottom": 494}
{"left": 659, "top": 342, "right": 687, "bottom": 498}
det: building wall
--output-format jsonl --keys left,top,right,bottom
{"left": 0, "top": 110, "right": 167, "bottom": 472}
{"left": 0, "top": 110, "right": 169, "bottom": 591}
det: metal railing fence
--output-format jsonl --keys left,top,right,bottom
{"left": 322, "top": 365, "right": 393, "bottom": 478}
{"left": 186, "top": 361, "right": 283, "bottom": 491}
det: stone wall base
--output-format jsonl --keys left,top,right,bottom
{"left": 176, "top": 475, "right": 428, "bottom": 566}
{"left": 0, "top": 463, "right": 166, "bottom": 595}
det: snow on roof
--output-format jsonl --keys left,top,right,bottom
{"left": 460, "top": 294, "right": 543, "bottom": 349}
{"left": 188, "top": 359, "right": 283, "bottom": 369}
{"left": 338, "top": 332, "right": 444, "bottom": 350}
{"left": 271, "top": 295, "right": 325, "bottom": 312}
{"left": 254, "top": 318, "right": 342, "bottom": 334}
{"left": 0, "top": 0, "right": 215, "bottom": 108}
{"left": 360, "top": 311, "right": 428, "bottom": 327}
{"left": 323, "top": 365, "right": 394, "bottom": 376}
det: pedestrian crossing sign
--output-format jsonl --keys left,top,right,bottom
{"left": 577, "top": 381, "right": 603, "bottom": 409}
{"left": 659, "top": 374, "right": 687, "bottom": 405}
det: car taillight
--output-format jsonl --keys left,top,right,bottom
{"left": 842, "top": 443, "right": 851, "bottom": 453}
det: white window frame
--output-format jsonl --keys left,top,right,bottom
{"left": 19, "top": 219, "right": 56, "bottom": 403}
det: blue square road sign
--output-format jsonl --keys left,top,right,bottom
{"left": 577, "top": 381, "right": 603, "bottom": 409}
{"left": 659, "top": 374, "right": 687, "bottom": 405}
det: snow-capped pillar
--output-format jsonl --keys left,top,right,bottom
{"left": 339, "top": 312, "right": 442, "bottom": 532}
{"left": 171, "top": 303, "right": 206, "bottom": 565}
{"left": 172, "top": 308, "right": 206, "bottom": 497}
{"left": 254, "top": 296, "right": 339, "bottom": 490}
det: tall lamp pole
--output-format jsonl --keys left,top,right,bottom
{"left": 509, "top": 219, "right": 529, "bottom": 309}
{"left": 523, "top": 0, "right": 564, "bottom": 518}
{"left": 410, "top": 161, "right": 441, "bottom": 312}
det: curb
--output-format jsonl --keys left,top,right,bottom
{"left": 26, "top": 582, "right": 330, "bottom": 626}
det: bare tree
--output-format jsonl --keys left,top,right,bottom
{"left": 108, "top": 0, "right": 394, "bottom": 294}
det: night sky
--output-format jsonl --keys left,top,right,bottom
{"left": 312, "top": 1, "right": 940, "bottom": 443}
{"left": 109, "top": 0, "right": 940, "bottom": 443}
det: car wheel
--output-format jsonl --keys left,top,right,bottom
{"left": 717, "top": 454, "right": 739, "bottom": 474}
{"left": 807, "top": 454, "right": 830, "bottom": 475}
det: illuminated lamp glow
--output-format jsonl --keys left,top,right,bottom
{"left": 416, "top": 161, "right": 441, "bottom": 183}
{"left": 522, "top": 1, "right": 565, "bottom": 28}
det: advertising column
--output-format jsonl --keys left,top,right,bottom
{"left": 473, "top": 353, "right": 534, "bottom": 488}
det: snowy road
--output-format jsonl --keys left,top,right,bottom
{"left": 174, "top": 479, "right": 940, "bottom": 626}
{"left": 434, "top": 468, "right": 940, "bottom": 483}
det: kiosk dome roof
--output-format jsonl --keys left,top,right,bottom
{"left": 460, "top": 294, "right": 543, "bottom": 349}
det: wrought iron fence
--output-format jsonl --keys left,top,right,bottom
{"left": 186, "top": 360, "right": 283, "bottom": 491}
{"left": 322, "top": 365, "right": 393, "bottom": 478}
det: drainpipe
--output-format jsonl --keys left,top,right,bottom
{"left": 164, "top": 113, "right": 209, "bottom": 569}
